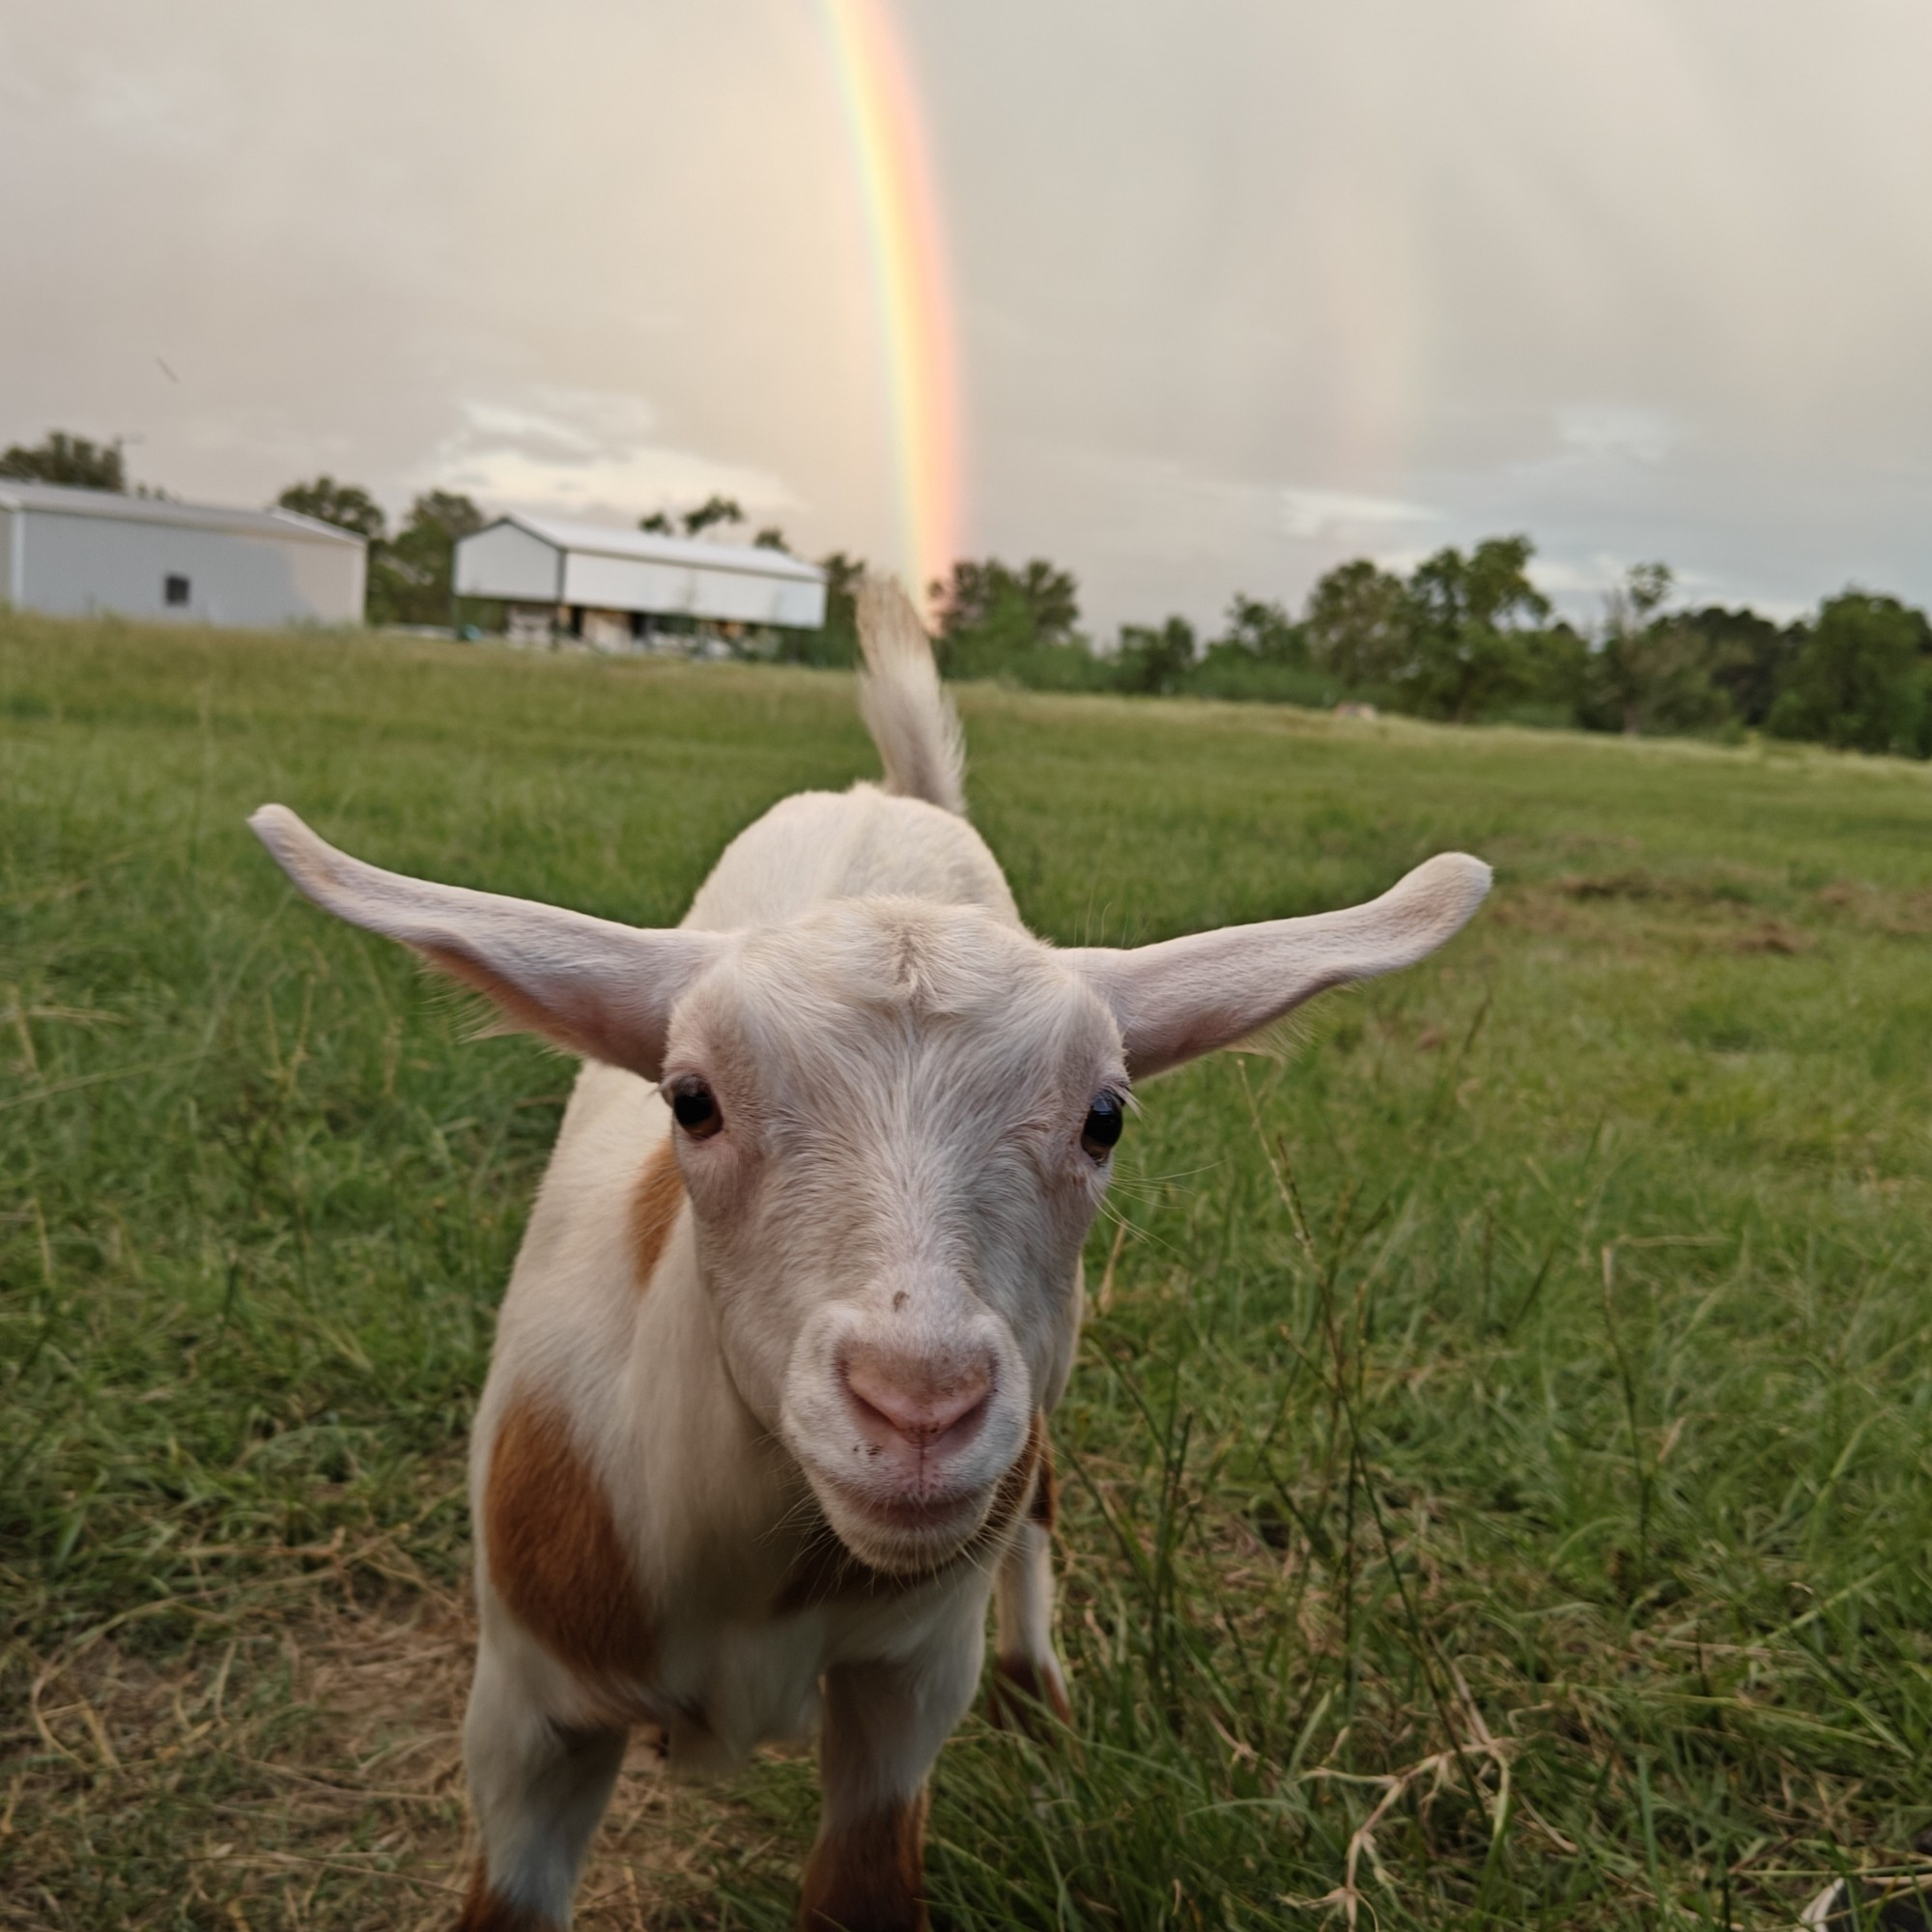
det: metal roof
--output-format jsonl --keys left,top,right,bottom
{"left": 0, "top": 479, "right": 364, "bottom": 547}
{"left": 490, "top": 511, "right": 825, "bottom": 582}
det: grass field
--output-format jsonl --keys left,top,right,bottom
{"left": 6, "top": 611, "right": 1932, "bottom": 1930}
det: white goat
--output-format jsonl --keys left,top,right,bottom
{"left": 251, "top": 584, "right": 1489, "bottom": 1932}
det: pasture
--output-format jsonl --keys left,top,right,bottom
{"left": 5, "top": 611, "right": 1932, "bottom": 1929}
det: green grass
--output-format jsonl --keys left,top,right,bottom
{"left": 6, "top": 610, "right": 1932, "bottom": 1929}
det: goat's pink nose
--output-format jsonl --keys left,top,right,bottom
{"left": 843, "top": 1354, "right": 992, "bottom": 1450}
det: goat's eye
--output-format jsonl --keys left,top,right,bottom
{"left": 1080, "top": 1091, "right": 1124, "bottom": 1162}
{"left": 669, "top": 1076, "right": 723, "bottom": 1140}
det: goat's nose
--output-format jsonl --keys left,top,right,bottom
{"left": 843, "top": 1352, "right": 992, "bottom": 1452}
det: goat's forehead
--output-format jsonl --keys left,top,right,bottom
{"left": 672, "top": 902, "right": 1116, "bottom": 1084}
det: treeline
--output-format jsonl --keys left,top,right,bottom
{"left": 11, "top": 429, "right": 1931, "bottom": 757}
{"left": 836, "top": 540, "right": 1932, "bottom": 759}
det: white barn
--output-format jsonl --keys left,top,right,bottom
{"left": 454, "top": 513, "right": 827, "bottom": 647}
{"left": 0, "top": 481, "right": 366, "bottom": 629}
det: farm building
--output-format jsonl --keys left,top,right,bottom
{"left": 0, "top": 480, "right": 366, "bottom": 628}
{"left": 454, "top": 513, "right": 827, "bottom": 647}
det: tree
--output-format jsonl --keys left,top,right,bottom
{"left": 1115, "top": 616, "right": 1197, "bottom": 696}
{"left": 1, "top": 430, "right": 126, "bottom": 492}
{"left": 1583, "top": 563, "right": 1729, "bottom": 737}
{"left": 929, "top": 558, "right": 1081, "bottom": 678}
{"left": 1515, "top": 620, "right": 1592, "bottom": 718}
{"left": 373, "top": 490, "right": 486, "bottom": 627}
{"left": 1767, "top": 591, "right": 1932, "bottom": 756}
{"left": 681, "top": 495, "right": 744, "bottom": 538}
{"left": 932, "top": 559, "right": 1079, "bottom": 643}
{"left": 639, "top": 511, "right": 674, "bottom": 535}
{"left": 1679, "top": 605, "right": 1804, "bottom": 727}
{"left": 276, "top": 476, "right": 386, "bottom": 542}
{"left": 1400, "top": 537, "right": 1550, "bottom": 721}
{"left": 1214, "top": 593, "right": 1306, "bottom": 664}
{"left": 753, "top": 526, "right": 789, "bottom": 552}
{"left": 1303, "top": 559, "right": 1409, "bottom": 688}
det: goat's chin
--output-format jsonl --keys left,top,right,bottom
{"left": 811, "top": 1477, "right": 993, "bottom": 1575}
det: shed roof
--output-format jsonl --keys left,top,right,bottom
{"left": 488, "top": 511, "right": 824, "bottom": 582}
{"left": 0, "top": 479, "right": 364, "bottom": 547}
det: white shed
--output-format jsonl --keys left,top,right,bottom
{"left": 454, "top": 513, "right": 826, "bottom": 645}
{"left": 0, "top": 481, "right": 366, "bottom": 628}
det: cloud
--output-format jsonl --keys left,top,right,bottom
{"left": 1555, "top": 406, "right": 1679, "bottom": 467}
{"left": 1527, "top": 552, "right": 1632, "bottom": 598}
{"left": 1280, "top": 488, "right": 1443, "bottom": 541}
{"left": 424, "top": 389, "right": 795, "bottom": 524}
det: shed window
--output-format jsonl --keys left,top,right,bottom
{"left": 164, "top": 574, "right": 190, "bottom": 607}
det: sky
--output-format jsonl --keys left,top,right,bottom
{"left": 4, "top": 0, "right": 1930, "bottom": 634}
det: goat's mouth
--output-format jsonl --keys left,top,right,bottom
{"left": 812, "top": 1472, "right": 994, "bottom": 1571}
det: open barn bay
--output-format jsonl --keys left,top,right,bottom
{"left": 5, "top": 613, "right": 1932, "bottom": 1929}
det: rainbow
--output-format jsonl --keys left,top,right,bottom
{"left": 816, "top": 0, "right": 963, "bottom": 608}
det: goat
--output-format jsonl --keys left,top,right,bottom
{"left": 250, "top": 582, "right": 1489, "bottom": 1931}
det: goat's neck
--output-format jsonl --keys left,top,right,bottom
{"left": 619, "top": 1216, "right": 809, "bottom": 1608}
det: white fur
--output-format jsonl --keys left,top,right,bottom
{"left": 249, "top": 582, "right": 1490, "bottom": 1926}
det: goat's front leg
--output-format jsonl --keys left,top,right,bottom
{"left": 988, "top": 1447, "right": 1071, "bottom": 1730}
{"left": 988, "top": 1516, "right": 1071, "bottom": 1729}
{"left": 800, "top": 1606, "right": 984, "bottom": 1932}
{"left": 457, "top": 1633, "right": 627, "bottom": 1931}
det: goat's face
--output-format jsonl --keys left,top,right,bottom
{"left": 660, "top": 900, "right": 1120, "bottom": 1573}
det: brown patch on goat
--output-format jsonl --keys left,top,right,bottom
{"left": 774, "top": 1413, "right": 1045, "bottom": 1613}
{"left": 799, "top": 1786, "right": 929, "bottom": 1932}
{"left": 456, "top": 1866, "right": 559, "bottom": 1931}
{"left": 485, "top": 1391, "right": 655, "bottom": 1683}
{"left": 991, "top": 1411, "right": 1047, "bottom": 1541}
{"left": 631, "top": 1134, "right": 684, "bottom": 1291}
{"left": 988, "top": 1653, "right": 1073, "bottom": 1731}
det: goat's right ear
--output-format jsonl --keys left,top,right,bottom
{"left": 249, "top": 806, "right": 725, "bottom": 1080}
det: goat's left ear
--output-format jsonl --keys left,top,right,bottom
{"left": 1064, "top": 852, "right": 1491, "bottom": 1079}
{"left": 249, "top": 805, "right": 727, "bottom": 1080}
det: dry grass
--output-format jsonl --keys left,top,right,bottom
{"left": 2, "top": 1555, "right": 785, "bottom": 1930}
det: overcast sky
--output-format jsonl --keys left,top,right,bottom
{"left": 5, "top": 1, "right": 1929, "bottom": 632}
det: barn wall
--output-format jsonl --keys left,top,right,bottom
{"left": 16, "top": 511, "right": 363, "bottom": 627}
{"left": 560, "top": 551, "right": 826, "bottom": 628}
{"left": 454, "top": 524, "right": 561, "bottom": 602}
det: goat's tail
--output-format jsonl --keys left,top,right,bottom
{"left": 855, "top": 578, "right": 967, "bottom": 816}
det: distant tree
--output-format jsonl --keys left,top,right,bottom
{"left": 933, "top": 559, "right": 1079, "bottom": 643}
{"left": 1767, "top": 591, "right": 1932, "bottom": 756}
{"left": 1115, "top": 615, "right": 1197, "bottom": 696}
{"left": 276, "top": 476, "right": 386, "bottom": 542}
{"left": 639, "top": 511, "right": 674, "bottom": 534}
{"left": 753, "top": 526, "right": 789, "bottom": 552}
{"left": 1679, "top": 605, "right": 1804, "bottom": 726}
{"left": 1515, "top": 619, "right": 1592, "bottom": 717}
{"left": 1214, "top": 593, "right": 1306, "bottom": 664}
{"left": 681, "top": 495, "right": 744, "bottom": 538}
{"left": 930, "top": 557, "right": 1081, "bottom": 678}
{"left": 1401, "top": 537, "right": 1550, "bottom": 721}
{"left": 1303, "top": 559, "right": 1409, "bottom": 687}
{"left": 1, "top": 430, "right": 126, "bottom": 492}
{"left": 1581, "top": 563, "right": 1730, "bottom": 737}
{"left": 374, "top": 490, "right": 486, "bottom": 627}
